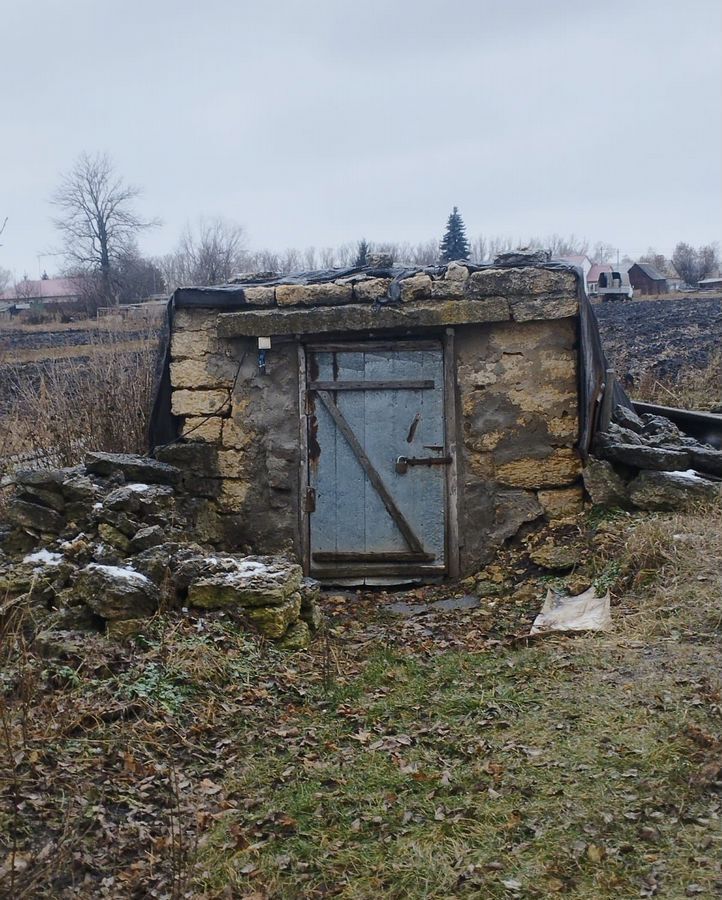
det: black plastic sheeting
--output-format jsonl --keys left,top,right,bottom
{"left": 149, "top": 260, "right": 618, "bottom": 459}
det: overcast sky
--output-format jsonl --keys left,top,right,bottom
{"left": 1, "top": 0, "right": 720, "bottom": 279}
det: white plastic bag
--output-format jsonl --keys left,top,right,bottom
{"left": 530, "top": 587, "right": 612, "bottom": 635}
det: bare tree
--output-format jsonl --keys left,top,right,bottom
{"left": 163, "top": 217, "right": 247, "bottom": 289}
{"left": 672, "top": 242, "right": 720, "bottom": 287}
{"left": 469, "top": 235, "right": 489, "bottom": 264}
{"left": 279, "top": 247, "right": 302, "bottom": 273}
{"left": 590, "top": 241, "right": 617, "bottom": 264}
{"left": 0, "top": 266, "right": 12, "bottom": 293}
{"left": 303, "top": 246, "right": 317, "bottom": 270}
{"left": 51, "top": 152, "right": 157, "bottom": 305}
{"left": 639, "top": 247, "right": 668, "bottom": 273}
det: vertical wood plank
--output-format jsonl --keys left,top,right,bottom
{"left": 335, "top": 351, "right": 366, "bottom": 554}
{"left": 297, "top": 344, "right": 310, "bottom": 574}
{"left": 443, "top": 329, "right": 461, "bottom": 578}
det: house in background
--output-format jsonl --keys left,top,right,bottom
{"left": 698, "top": 276, "right": 722, "bottom": 292}
{"left": 558, "top": 254, "right": 592, "bottom": 285}
{"left": 628, "top": 262, "right": 668, "bottom": 295}
{"left": 0, "top": 275, "right": 83, "bottom": 305}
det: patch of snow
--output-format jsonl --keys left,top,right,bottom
{"left": 127, "top": 483, "right": 152, "bottom": 493}
{"left": 672, "top": 469, "right": 707, "bottom": 483}
{"left": 86, "top": 563, "right": 150, "bottom": 585}
{"left": 23, "top": 549, "right": 63, "bottom": 568}
{"left": 92, "top": 502, "right": 103, "bottom": 510}
{"left": 202, "top": 555, "right": 287, "bottom": 583}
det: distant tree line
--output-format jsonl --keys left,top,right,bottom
{"left": 4, "top": 153, "right": 718, "bottom": 309}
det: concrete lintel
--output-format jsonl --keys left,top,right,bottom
{"left": 217, "top": 297, "right": 513, "bottom": 337}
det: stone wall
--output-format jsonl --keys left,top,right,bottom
{"left": 162, "top": 263, "right": 584, "bottom": 574}
{"left": 163, "top": 319, "right": 300, "bottom": 554}
{"left": 455, "top": 318, "right": 582, "bottom": 571}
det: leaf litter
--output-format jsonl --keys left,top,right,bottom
{"left": 1, "top": 505, "right": 721, "bottom": 897}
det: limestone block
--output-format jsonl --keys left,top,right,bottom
{"left": 154, "top": 442, "right": 219, "bottom": 476}
{"left": 353, "top": 278, "right": 392, "bottom": 302}
{"left": 493, "top": 489, "right": 544, "bottom": 541}
{"left": 467, "top": 267, "right": 577, "bottom": 298}
{"left": 173, "top": 309, "right": 218, "bottom": 332}
{"left": 170, "top": 358, "right": 234, "bottom": 390}
{"left": 537, "top": 486, "right": 585, "bottom": 519}
{"left": 217, "top": 449, "right": 250, "bottom": 479}
{"left": 466, "top": 452, "right": 496, "bottom": 479}
{"left": 73, "top": 563, "right": 159, "bottom": 620}
{"left": 690, "top": 447, "right": 722, "bottom": 477}
{"left": 247, "top": 593, "right": 302, "bottom": 638}
{"left": 9, "top": 499, "right": 64, "bottom": 533}
{"left": 217, "top": 297, "right": 511, "bottom": 337}
{"left": 218, "top": 478, "right": 250, "bottom": 512}
{"left": 17, "top": 484, "right": 65, "bottom": 512}
{"left": 187, "top": 558, "right": 303, "bottom": 609}
{"left": 171, "top": 389, "right": 229, "bottom": 418}
{"left": 243, "top": 285, "right": 276, "bottom": 306}
{"left": 180, "top": 416, "right": 223, "bottom": 443}
{"left": 582, "top": 458, "right": 628, "bottom": 507}
{"left": 430, "top": 280, "right": 465, "bottom": 299}
{"left": 399, "top": 274, "right": 432, "bottom": 302}
{"left": 445, "top": 262, "right": 469, "bottom": 281}
{"left": 510, "top": 296, "right": 579, "bottom": 322}
{"left": 548, "top": 413, "right": 579, "bottom": 444}
{"left": 98, "top": 522, "right": 130, "bottom": 556}
{"left": 171, "top": 329, "right": 212, "bottom": 359}
{"left": 277, "top": 619, "right": 311, "bottom": 649}
{"left": 222, "top": 416, "right": 256, "bottom": 450}
{"left": 628, "top": 470, "right": 720, "bottom": 511}
{"left": 539, "top": 349, "right": 577, "bottom": 381}
{"left": 496, "top": 449, "right": 582, "bottom": 489}
{"left": 598, "top": 443, "right": 690, "bottom": 471}
{"left": 276, "top": 282, "right": 353, "bottom": 307}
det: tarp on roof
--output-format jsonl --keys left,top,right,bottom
{"left": 149, "top": 259, "right": 618, "bottom": 460}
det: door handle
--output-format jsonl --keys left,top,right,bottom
{"left": 395, "top": 455, "right": 452, "bottom": 474}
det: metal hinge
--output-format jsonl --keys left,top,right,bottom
{"left": 305, "top": 486, "right": 316, "bottom": 513}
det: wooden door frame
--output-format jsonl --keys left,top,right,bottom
{"left": 297, "top": 334, "right": 459, "bottom": 580}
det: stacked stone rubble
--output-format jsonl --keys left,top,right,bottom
{"left": 0, "top": 452, "right": 321, "bottom": 646}
{"left": 584, "top": 406, "right": 722, "bottom": 510}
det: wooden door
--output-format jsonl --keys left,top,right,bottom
{"left": 305, "top": 341, "right": 448, "bottom": 581}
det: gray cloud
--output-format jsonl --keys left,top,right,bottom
{"left": 1, "top": 0, "right": 719, "bottom": 278}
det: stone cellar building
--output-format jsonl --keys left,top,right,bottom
{"left": 151, "top": 258, "right": 606, "bottom": 583}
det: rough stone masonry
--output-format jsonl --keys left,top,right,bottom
{"left": 159, "top": 262, "right": 585, "bottom": 575}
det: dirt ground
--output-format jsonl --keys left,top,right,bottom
{"left": 1, "top": 504, "right": 721, "bottom": 898}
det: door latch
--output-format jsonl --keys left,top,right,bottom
{"left": 395, "top": 455, "right": 452, "bottom": 474}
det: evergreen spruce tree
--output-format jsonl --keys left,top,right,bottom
{"left": 439, "top": 206, "right": 470, "bottom": 263}
{"left": 354, "top": 238, "right": 370, "bottom": 267}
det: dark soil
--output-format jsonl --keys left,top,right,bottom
{"left": 594, "top": 295, "right": 722, "bottom": 382}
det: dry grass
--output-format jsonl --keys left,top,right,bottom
{"left": 0, "top": 325, "right": 162, "bottom": 470}
{"left": 612, "top": 499, "right": 722, "bottom": 640}
{"left": 2, "top": 503, "right": 720, "bottom": 897}
{"left": 631, "top": 352, "right": 722, "bottom": 412}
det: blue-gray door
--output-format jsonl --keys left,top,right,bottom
{"left": 306, "top": 341, "right": 447, "bottom": 580}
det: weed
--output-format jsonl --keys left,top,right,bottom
{"left": 117, "top": 662, "right": 191, "bottom": 715}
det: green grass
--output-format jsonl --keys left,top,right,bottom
{"left": 194, "top": 641, "right": 720, "bottom": 898}
{"left": 2, "top": 505, "right": 721, "bottom": 898}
